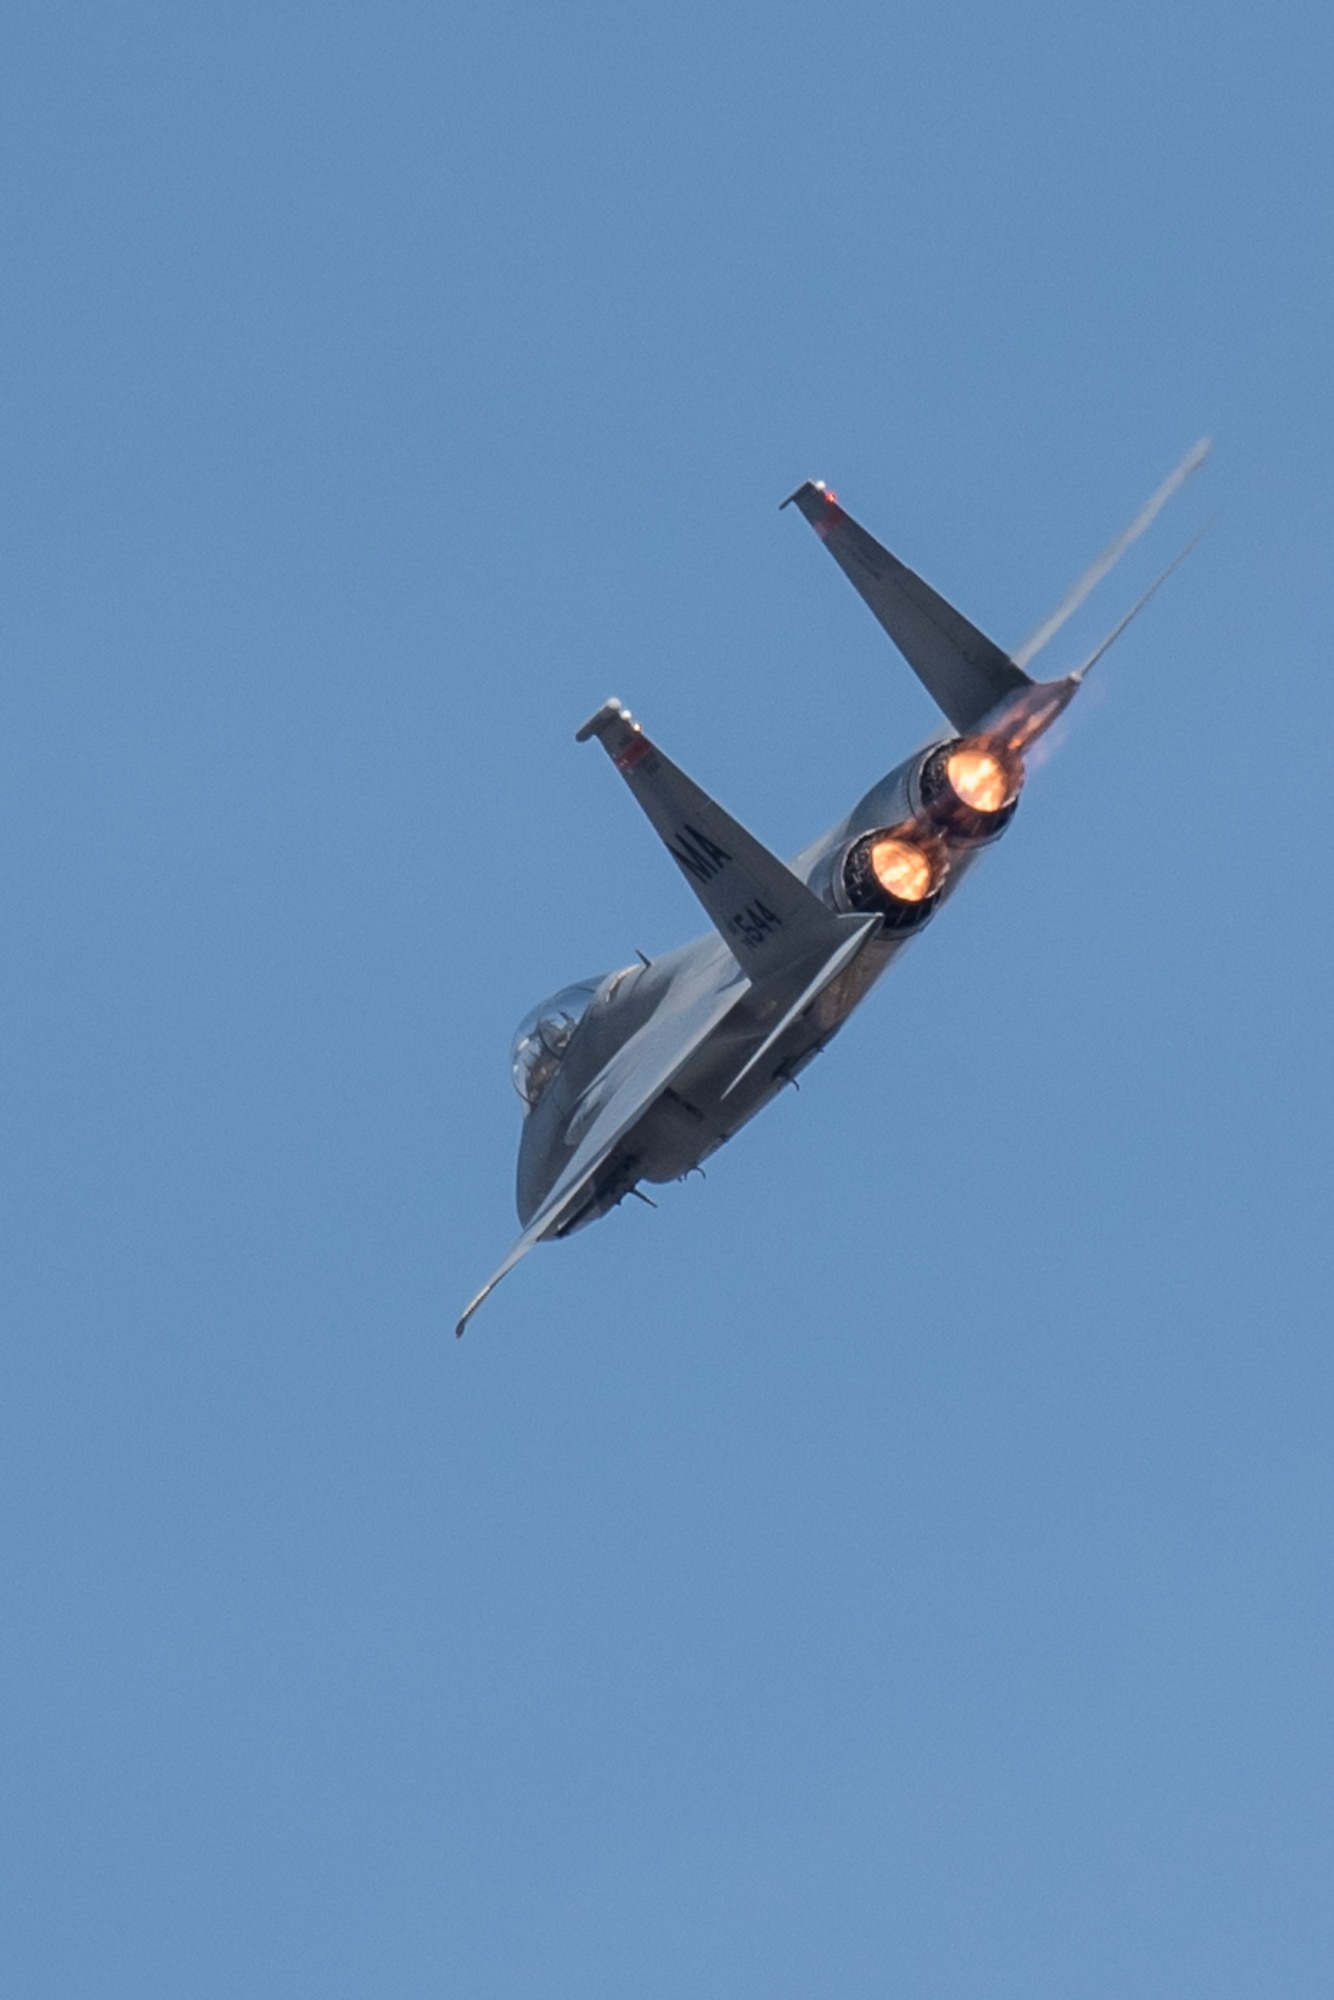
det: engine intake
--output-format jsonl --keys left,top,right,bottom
{"left": 919, "top": 739, "right": 1023, "bottom": 843}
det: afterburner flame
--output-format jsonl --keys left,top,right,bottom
{"left": 946, "top": 748, "right": 1014, "bottom": 814}
{"left": 869, "top": 837, "right": 933, "bottom": 903}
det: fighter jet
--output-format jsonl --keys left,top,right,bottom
{"left": 456, "top": 444, "right": 1209, "bottom": 1336}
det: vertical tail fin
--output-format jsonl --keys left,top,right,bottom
{"left": 783, "top": 480, "right": 1031, "bottom": 732}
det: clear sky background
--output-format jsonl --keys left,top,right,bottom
{"left": 1, "top": 3, "right": 1331, "bottom": 1994}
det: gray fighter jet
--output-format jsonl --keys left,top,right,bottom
{"left": 457, "top": 445, "right": 1209, "bottom": 1336}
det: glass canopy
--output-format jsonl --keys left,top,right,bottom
{"left": 509, "top": 980, "right": 603, "bottom": 1110}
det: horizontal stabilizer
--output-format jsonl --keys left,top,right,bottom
{"left": 1011, "top": 438, "right": 1211, "bottom": 671}
{"left": 1067, "top": 521, "right": 1212, "bottom": 684}
{"left": 721, "top": 914, "right": 879, "bottom": 1098}
{"left": 784, "top": 481, "right": 1031, "bottom": 732}
{"left": 969, "top": 522, "right": 1212, "bottom": 762}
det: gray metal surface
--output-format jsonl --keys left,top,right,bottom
{"left": 781, "top": 480, "right": 1031, "bottom": 731}
{"left": 457, "top": 457, "right": 1206, "bottom": 1336}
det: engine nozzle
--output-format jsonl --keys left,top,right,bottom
{"left": 919, "top": 738, "right": 1023, "bottom": 842}
{"left": 840, "top": 826, "right": 944, "bottom": 929}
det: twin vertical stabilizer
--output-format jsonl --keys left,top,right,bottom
{"left": 784, "top": 439, "right": 1210, "bottom": 731}
{"left": 782, "top": 480, "right": 1031, "bottom": 731}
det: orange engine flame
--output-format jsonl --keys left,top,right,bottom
{"left": 869, "top": 837, "right": 933, "bottom": 903}
{"left": 946, "top": 747, "right": 1017, "bottom": 814}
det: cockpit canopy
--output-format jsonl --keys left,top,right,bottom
{"left": 510, "top": 980, "right": 603, "bottom": 1110}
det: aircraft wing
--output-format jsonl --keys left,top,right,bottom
{"left": 455, "top": 962, "right": 746, "bottom": 1337}
{"left": 783, "top": 480, "right": 1031, "bottom": 732}
{"left": 576, "top": 699, "right": 861, "bottom": 974}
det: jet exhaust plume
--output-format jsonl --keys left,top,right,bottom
{"left": 919, "top": 739, "right": 1024, "bottom": 841}
{"left": 870, "top": 836, "right": 933, "bottom": 903}
{"left": 840, "top": 826, "right": 944, "bottom": 927}
{"left": 945, "top": 748, "right": 1014, "bottom": 814}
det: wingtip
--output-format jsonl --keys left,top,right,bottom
{"left": 453, "top": 1284, "right": 491, "bottom": 1339}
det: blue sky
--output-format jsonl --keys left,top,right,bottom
{"left": 1, "top": 3, "right": 1331, "bottom": 1994}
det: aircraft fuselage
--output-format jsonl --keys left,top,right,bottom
{"left": 516, "top": 734, "right": 991, "bottom": 1232}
